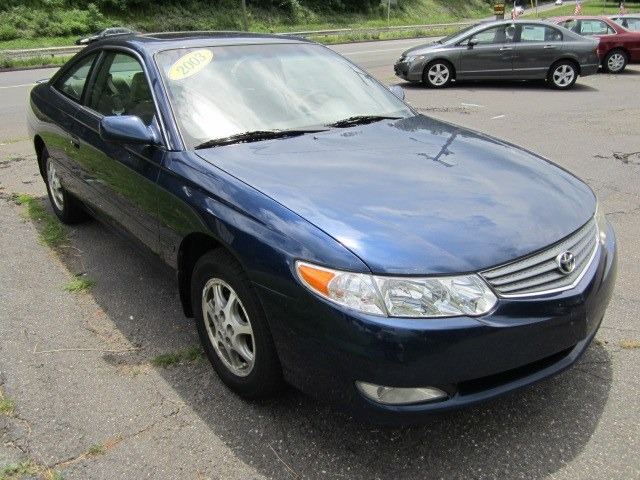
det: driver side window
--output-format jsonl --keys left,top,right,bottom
{"left": 470, "top": 25, "right": 511, "bottom": 44}
{"left": 87, "top": 53, "right": 156, "bottom": 124}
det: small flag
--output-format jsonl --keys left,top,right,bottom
{"left": 574, "top": 1, "right": 582, "bottom": 15}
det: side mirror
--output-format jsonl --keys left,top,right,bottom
{"left": 389, "top": 84, "right": 405, "bottom": 100}
{"left": 467, "top": 38, "right": 479, "bottom": 49}
{"left": 99, "top": 115, "right": 160, "bottom": 145}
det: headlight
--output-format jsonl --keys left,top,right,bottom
{"left": 296, "top": 261, "right": 497, "bottom": 318}
{"left": 595, "top": 202, "right": 607, "bottom": 245}
{"left": 405, "top": 54, "right": 427, "bottom": 63}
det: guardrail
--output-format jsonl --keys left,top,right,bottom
{"left": 285, "top": 22, "right": 473, "bottom": 38}
{"left": 1, "top": 46, "right": 83, "bottom": 60}
{"left": 1, "top": 23, "right": 474, "bottom": 61}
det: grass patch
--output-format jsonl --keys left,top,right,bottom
{"left": 16, "top": 194, "right": 69, "bottom": 248}
{"left": 0, "top": 55, "right": 71, "bottom": 70}
{"left": 86, "top": 443, "right": 106, "bottom": 456}
{"left": 0, "top": 138, "right": 27, "bottom": 146}
{"left": 0, "top": 460, "right": 63, "bottom": 480}
{"left": 0, "top": 36, "right": 79, "bottom": 50}
{"left": 63, "top": 273, "right": 96, "bottom": 293}
{"left": 0, "top": 154, "right": 22, "bottom": 163}
{"left": 0, "top": 398, "right": 16, "bottom": 415}
{"left": 536, "top": 0, "right": 640, "bottom": 16}
{"left": 316, "top": 26, "right": 460, "bottom": 44}
{"left": 621, "top": 340, "right": 640, "bottom": 349}
{"left": 0, "top": 387, "right": 16, "bottom": 416}
{"left": 1, "top": 461, "right": 37, "bottom": 477}
{"left": 182, "top": 345, "right": 206, "bottom": 362}
{"left": 152, "top": 345, "right": 205, "bottom": 368}
{"left": 151, "top": 353, "right": 181, "bottom": 367}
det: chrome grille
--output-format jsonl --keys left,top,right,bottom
{"left": 480, "top": 218, "right": 598, "bottom": 297}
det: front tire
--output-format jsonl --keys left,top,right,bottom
{"left": 422, "top": 60, "right": 453, "bottom": 88}
{"left": 42, "top": 148, "right": 88, "bottom": 224}
{"left": 603, "top": 49, "right": 627, "bottom": 73}
{"left": 191, "top": 249, "right": 283, "bottom": 399}
{"left": 547, "top": 61, "right": 577, "bottom": 90}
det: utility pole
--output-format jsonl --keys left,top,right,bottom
{"left": 242, "top": 0, "right": 248, "bottom": 31}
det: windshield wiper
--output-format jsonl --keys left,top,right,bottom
{"left": 194, "top": 128, "right": 327, "bottom": 149}
{"left": 325, "top": 115, "right": 403, "bottom": 128}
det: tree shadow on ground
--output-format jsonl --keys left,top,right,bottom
{"left": 57, "top": 216, "right": 612, "bottom": 480}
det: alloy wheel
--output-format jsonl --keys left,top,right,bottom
{"left": 552, "top": 64, "right": 575, "bottom": 88}
{"left": 607, "top": 52, "right": 626, "bottom": 73}
{"left": 46, "top": 159, "right": 65, "bottom": 212}
{"left": 201, "top": 278, "right": 255, "bottom": 377}
{"left": 427, "top": 64, "right": 450, "bottom": 87}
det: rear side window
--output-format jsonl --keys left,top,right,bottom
{"left": 53, "top": 54, "right": 97, "bottom": 102}
{"left": 558, "top": 20, "right": 579, "bottom": 33}
{"left": 580, "top": 20, "right": 615, "bottom": 35}
{"left": 520, "top": 25, "right": 563, "bottom": 42}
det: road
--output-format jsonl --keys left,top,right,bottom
{"left": 1, "top": 39, "right": 639, "bottom": 480}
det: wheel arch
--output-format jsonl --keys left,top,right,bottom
{"left": 606, "top": 46, "right": 630, "bottom": 58}
{"left": 33, "top": 135, "right": 46, "bottom": 178}
{"left": 177, "top": 231, "right": 242, "bottom": 318}
{"left": 552, "top": 57, "right": 581, "bottom": 75}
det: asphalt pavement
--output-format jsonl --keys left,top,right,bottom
{"left": 0, "top": 45, "right": 639, "bottom": 479}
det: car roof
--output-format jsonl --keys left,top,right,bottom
{"left": 83, "top": 31, "right": 314, "bottom": 55}
{"left": 480, "top": 19, "right": 568, "bottom": 27}
{"left": 549, "top": 15, "right": 616, "bottom": 21}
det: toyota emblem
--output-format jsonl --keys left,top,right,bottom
{"left": 556, "top": 251, "right": 576, "bottom": 275}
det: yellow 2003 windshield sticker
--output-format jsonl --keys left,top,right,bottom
{"left": 168, "top": 49, "right": 213, "bottom": 80}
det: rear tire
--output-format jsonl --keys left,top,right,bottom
{"left": 191, "top": 249, "right": 284, "bottom": 399}
{"left": 547, "top": 60, "right": 577, "bottom": 90}
{"left": 603, "top": 49, "right": 627, "bottom": 73}
{"left": 422, "top": 60, "right": 453, "bottom": 88}
{"left": 42, "top": 148, "right": 88, "bottom": 224}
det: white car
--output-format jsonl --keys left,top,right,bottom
{"left": 555, "top": 0, "right": 563, "bottom": 5}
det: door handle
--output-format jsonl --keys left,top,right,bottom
{"left": 70, "top": 136, "right": 80, "bottom": 149}
{"left": 544, "top": 45, "right": 557, "bottom": 49}
{"left": 499, "top": 47, "right": 513, "bottom": 51}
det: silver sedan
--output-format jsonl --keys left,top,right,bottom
{"left": 394, "top": 20, "right": 600, "bottom": 89}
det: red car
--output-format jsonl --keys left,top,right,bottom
{"left": 548, "top": 15, "right": 640, "bottom": 72}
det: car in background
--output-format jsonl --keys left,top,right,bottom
{"left": 548, "top": 15, "right": 640, "bottom": 72}
{"left": 555, "top": 0, "right": 563, "bottom": 5}
{"left": 609, "top": 14, "right": 640, "bottom": 31}
{"left": 394, "top": 20, "right": 599, "bottom": 89}
{"left": 28, "top": 32, "right": 617, "bottom": 424}
{"left": 75, "top": 27, "right": 137, "bottom": 45}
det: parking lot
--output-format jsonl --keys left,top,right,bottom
{"left": 1, "top": 41, "right": 639, "bottom": 479}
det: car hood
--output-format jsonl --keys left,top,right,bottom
{"left": 195, "top": 115, "right": 595, "bottom": 275}
{"left": 401, "top": 42, "right": 446, "bottom": 57}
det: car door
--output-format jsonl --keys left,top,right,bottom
{"left": 45, "top": 53, "right": 99, "bottom": 200}
{"left": 512, "top": 24, "right": 565, "bottom": 78}
{"left": 67, "top": 50, "right": 165, "bottom": 257}
{"left": 458, "top": 24, "right": 516, "bottom": 79}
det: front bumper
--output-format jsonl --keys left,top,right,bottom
{"left": 258, "top": 223, "right": 617, "bottom": 424}
{"left": 394, "top": 59, "right": 425, "bottom": 83}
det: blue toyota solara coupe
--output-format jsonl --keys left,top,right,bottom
{"left": 27, "top": 32, "right": 617, "bottom": 424}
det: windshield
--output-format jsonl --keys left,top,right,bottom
{"left": 439, "top": 24, "right": 481, "bottom": 44}
{"left": 155, "top": 43, "right": 413, "bottom": 149}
